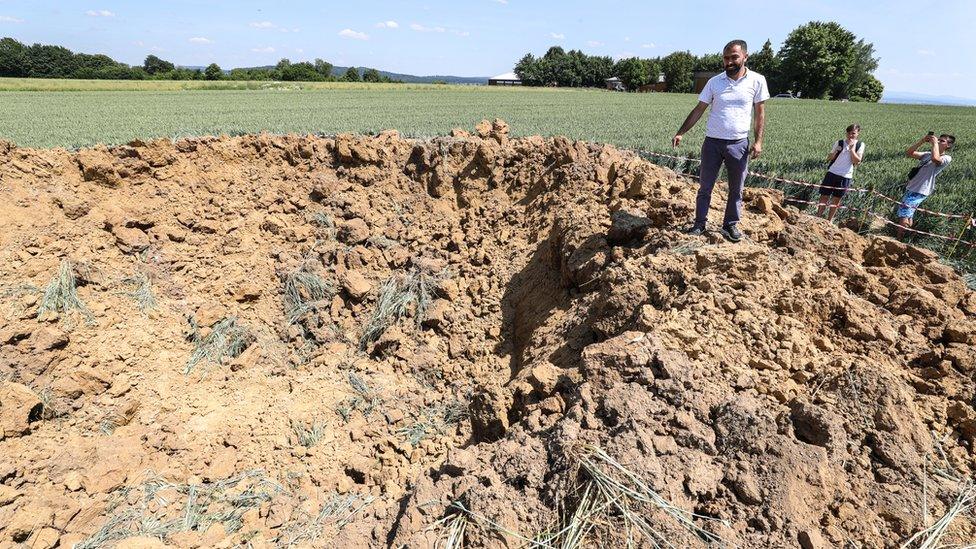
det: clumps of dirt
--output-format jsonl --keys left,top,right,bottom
{"left": 1, "top": 120, "right": 974, "bottom": 548}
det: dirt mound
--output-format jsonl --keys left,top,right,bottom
{"left": 1, "top": 121, "right": 974, "bottom": 548}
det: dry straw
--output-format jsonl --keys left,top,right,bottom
{"left": 901, "top": 479, "right": 976, "bottom": 549}
{"left": 431, "top": 443, "right": 730, "bottom": 548}
{"left": 360, "top": 265, "right": 443, "bottom": 348}
{"left": 184, "top": 316, "right": 253, "bottom": 375}
{"left": 37, "top": 260, "right": 93, "bottom": 323}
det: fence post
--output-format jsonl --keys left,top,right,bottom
{"left": 948, "top": 214, "right": 974, "bottom": 258}
{"left": 858, "top": 188, "right": 876, "bottom": 234}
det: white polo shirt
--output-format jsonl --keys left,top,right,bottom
{"left": 698, "top": 69, "right": 770, "bottom": 140}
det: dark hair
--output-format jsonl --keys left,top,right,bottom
{"left": 724, "top": 40, "right": 748, "bottom": 54}
{"left": 846, "top": 124, "right": 861, "bottom": 133}
{"left": 940, "top": 134, "right": 956, "bottom": 146}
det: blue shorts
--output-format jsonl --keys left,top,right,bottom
{"left": 897, "top": 191, "right": 928, "bottom": 219}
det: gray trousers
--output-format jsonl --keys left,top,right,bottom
{"left": 695, "top": 136, "right": 749, "bottom": 228}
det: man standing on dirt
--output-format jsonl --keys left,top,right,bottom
{"left": 672, "top": 39, "right": 769, "bottom": 242}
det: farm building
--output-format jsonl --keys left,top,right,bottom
{"left": 488, "top": 72, "right": 521, "bottom": 86}
{"left": 694, "top": 70, "right": 721, "bottom": 93}
{"left": 639, "top": 72, "right": 667, "bottom": 92}
{"left": 605, "top": 77, "right": 624, "bottom": 91}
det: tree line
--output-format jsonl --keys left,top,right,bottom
{"left": 0, "top": 37, "right": 399, "bottom": 83}
{"left": 514, "top": 21, "right": 884, "bottom": 102}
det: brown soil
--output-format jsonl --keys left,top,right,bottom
{"left": 1, "top": 120, "right": 975, "bottom": 548}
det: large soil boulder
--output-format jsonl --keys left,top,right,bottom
{"left": 0, "top": 382, "right": 42, "bottom": 440}
{"left": 76, "top": 149, "right": 122, "bottom": 187}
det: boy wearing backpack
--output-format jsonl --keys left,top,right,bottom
{"left": 896, "top": 133, "right": 955, "bottom": 239}
{"left": 817, "top": 124, "right": 864, "bottom": 221}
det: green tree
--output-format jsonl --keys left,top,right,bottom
{"left": 25, "top": 44, "right": 78, "bottom": 78}
{"left": 540, "top": 46, "right": 568, "bottom": 86}
{"left": 843, "top": 39, "right": 880, "bottom": 99}
{"left": 343, "top": 67, "right": 361, "bottom": 82}
{"left": 581, "top": 55, "right": 614, "bottom": 88}
{"left": 280, "top": 61, "right": 322, "bottom": 81}
{"left": 777, "top": 21, "right": 876, "bottom": 100}
{"left": 143, "top": 55, "right": 175, "bottom": 75}
{"left": 273, "top": 58, "right": 291, "bottom": 79}
{"left": 514, "top": 53, "right": 543, "bottom": 86}
{"left": 645, "top": 59, "right": 663, "bottom": 85}
{"left": 559, "top": 49, "right": 586, "bottom": 87}
{"left": 661, "top": 51, "right": 695, "bottom": 93}
{"left": 204, "top": 63, "right": 223, "bottom": 80}
{"left": 748, "top": 39, "right": 781, "bottom": 91}
{"left": 313, "top": 58, "right": 333, "bottom": 79}
{"left": 362, "top": 68, "right": 382, "bottom": 83}
{"left": 74, "top": 53, "right": 118, "bottom": 72}
{"left": 614, "top": 57, "right": 649, "bottom": 91}
{"left": 849, "top": 74, "right": 884, "bottom": 102}
{"left": 694, "top": 53, "right": 723, "bottom": 72}
{"left": 0, "top": 37, "right": 27, "bottom": 77}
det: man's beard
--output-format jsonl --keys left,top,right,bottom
{"left": 725, "top": 63, "right": 742, "bottom": 76}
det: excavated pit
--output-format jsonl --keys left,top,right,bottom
{"left": 1, "top": 120, "right": 975, "bottom": 548}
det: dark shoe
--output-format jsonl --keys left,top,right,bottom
{"left": 720, "top": 224, "right": 742, "bottom": 242}
{"left": 684, "top": 224, "right": 707, "bottom": 236}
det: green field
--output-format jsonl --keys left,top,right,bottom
{"left": 1, "top": 78, "right": 974, "bottom": 260}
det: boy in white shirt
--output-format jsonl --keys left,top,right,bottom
{"left": 817, "top": 124, "right": 864, "bottom": 221}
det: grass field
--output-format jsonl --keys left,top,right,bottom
{"left": 1, "top": 77, "right": 974, "bottom": 260}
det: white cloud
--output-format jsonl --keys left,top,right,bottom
{"left": 375, "top": 20, "right": 399, "bottom": 28}
{"left": 295, "top": 48, "right": 304, "bottom": 53}
{"left": 411, "top": 23, "right": 446, "bottom": 33}
{"left": 85, "top": 9, "right": 114, "bottom": 17}
{"left": 587, "top": 40, "right": 604, "bottom": 47}
{"left": 493, "top": 0, "right": 509, "bottom": 4}
{"left": 251, "top": 46, "right": 275, "bottom": 53}
{"left": 917, "top": 49, "right": 935, "bottom": 56}
{"left": 0, "top": 15, "right": 24, "bottom": 23}
{"left": 133, "top": 40, "right": 144, "bottom": 46}
{"left": 251, "top": 21, "right": 298, "bottom": 32}
{"left": 189, "top": 37, "right": 212, "bottom": 44}
{"left": 410, "top": 22, "right": 467, "bottom": 36}
{"left": 549, "top": 32, "right": 565, "bottom": 40}
{"left": 338, "top": 28, "right": 369, "bottom": 40}
{"left": 641, "top": 43, "right": 656, "bottom": 49}
{"left": 150, "top": 46, "right": 165, "bottom": 52}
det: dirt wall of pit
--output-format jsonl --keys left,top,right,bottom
{"left": 0, "top": 120, "right": 974, "bottom": 548}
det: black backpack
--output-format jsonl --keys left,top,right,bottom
{"left": 907, "top": 157, "right": 931, "bottom": 180}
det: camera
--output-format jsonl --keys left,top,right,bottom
{"left": 928, "top": 131, "right": 935, "bottom": 136}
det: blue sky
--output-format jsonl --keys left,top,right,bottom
{"left": 0, "top": 0, "right": 973, "bottom": 98}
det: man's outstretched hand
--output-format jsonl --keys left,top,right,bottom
{"left": 672, "top": 134, "right": 683, "bottom": 148}
{"left": 750, "top": 142, "right": 762, "bottom": 159}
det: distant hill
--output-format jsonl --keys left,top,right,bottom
{"left": 881, "top": 91, "right": 976, "bottom": 107}
{"left": 223, "top": 65, "right": 488, "bottom": 85}
{"left": 333, "top": 66, "right": 487, "bottom": 85}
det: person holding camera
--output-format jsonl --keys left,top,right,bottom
{"left": 896, "top": 132, "right": 955, "bottom": 239}
{"left": 817, "top": 124, "right": 864, "bottom": 221}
